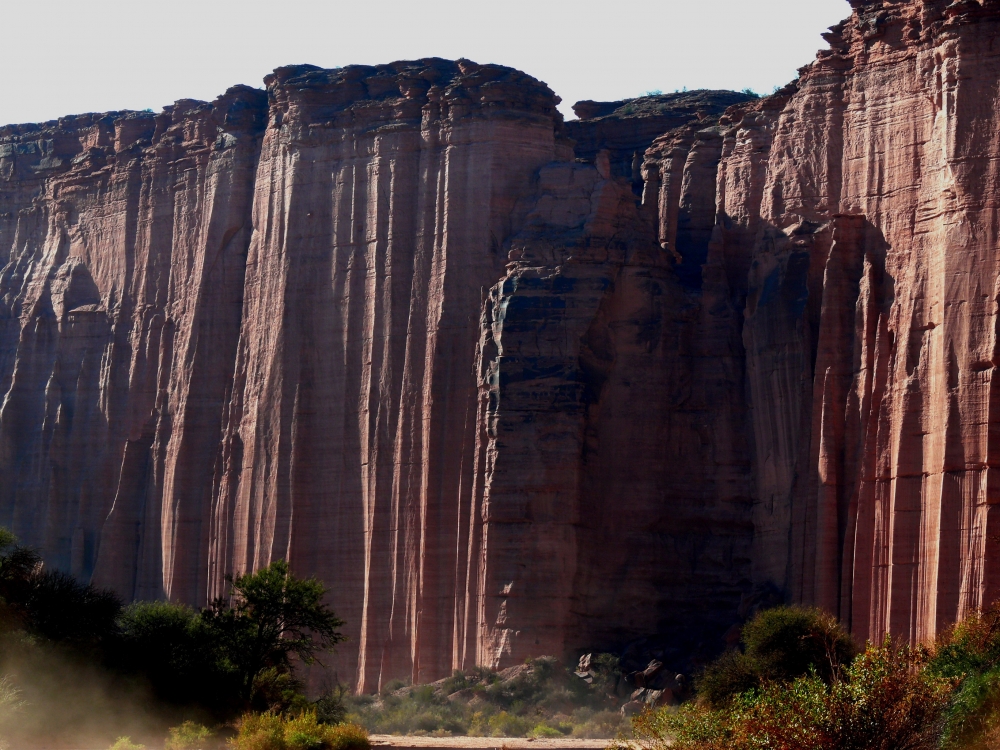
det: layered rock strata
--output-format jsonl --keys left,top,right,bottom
{"left": 5, "top": 0, "right": 1000, "bottom": 690}
{"left": 566, "top": 91, "right": 752, "bottom": 187}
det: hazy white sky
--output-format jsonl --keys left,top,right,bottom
{"left": 1, "top": 0, "right": 850, "bottom": 125}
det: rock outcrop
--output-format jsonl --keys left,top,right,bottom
{"left": 6, "top": 0, "right": 1000, "bottom": 691}
{"left": 706, "top": 0, "right": 1000, "bottom": 646}
{"left": 0, "top": 59, "right": 578, "bottom": 689}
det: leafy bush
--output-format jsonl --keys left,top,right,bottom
{"left": 529, "top": 724, "right": 564, "bottom": 738}
{"left": 314, "top": 686, "right": 349, "bottom": 725}
{"left": 697, "top": 606, "right": 855, "bottom": 706}
{"left": 320, "top": 724, "right": 369, "bottom": 750}
{"left": 0, "top": 530, "right": 120, "bottom": 650}
{"left": 115, "top": 601, "right": 238, "bottom": 714}
{"left": 231, "top": 714, "right": 285, "bottom": 750}
{"left": 439, "top": 671, "right": 469, "bottom": 695}
{"left": 165, "top": 721, "right": 214, "bottom": 750}
{"left": 694, "top": 651, "right": 760, "bottom": 708}
{"left": 108, "top": 738, "right": 146, "bottom": 750}
{"left": 114, "top": 560, "right": 346, "bottom": 716}
{"left": 625, "top": 639, "right": 953, "bottom": 750}
{"left": 930, "top": 604, "right": 1000, "bottom": 748}
{"left": 230, "top": 711, "right": 369, "bottom": 750}
{"left": 482, "top": 711, "right": 532, "bottom": 737}
{"left": 0, "top": 524, "right": 350, "bottom": 745}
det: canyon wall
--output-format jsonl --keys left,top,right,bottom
{"left": 4, "top": 0, "right": 1000, "bottom": 690}
{"left": 704, "top": 0, "right": 1000, "bottom": 645}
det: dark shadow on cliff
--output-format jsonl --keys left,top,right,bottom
{"left": 742, "top": 214, "right": 894, "bottom": 630}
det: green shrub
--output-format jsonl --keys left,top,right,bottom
{"left": 231, "top": 713, "right": 285, "bottom": 750}
{"left": 0, "top": 527, "right": 120, "bottom": 650}
{"left": 627, "top": 639, "right": 953, "bottom": 750}
{"left": 116, "top": 601, "right": 238, "bottom": 714}
{"left": 741, "top": 605, "right": 855, "bottom": 682}
{"left": 440, "top": 671, "right": 469, "bottom": 695}
{"left": 165, "top": 721, "right": 213, "bottom": 750}
{"left": 695, "top": 651, "right": 761, "bottom": 707}
{"left": 930, "top": 605, "right": 1000, "bottom": 748}
{"left": 230, "top": 711, "right": 369, "bottom": 750}
{"left": 347, "top": 691, "right": 470, "bottom": 736}
{"left": 380, "top": 680, "right": 406, "bottom": 696}
{"left": 343, "top": 656, "right": 626, "bottom": 737}
{"left": 697, "top": 605, "right": 855, "bottom": 706}
{"left": 486, "top": 711, "right": 532, "bottom": 737}
{"left": 314, "top": 686, "right": 348, "bottom": 725}
{"left": 108, "top": 738, "right": 146, "bottom": 750}
{"left": 321, "top": 723, "right": 371, "bottom": 750}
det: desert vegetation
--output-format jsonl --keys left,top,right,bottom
{"left": 12, "top": 513, "right": 1000, "bottom": 750}
{"left": 340, "top": 655, "right": 628, "bottom": 738}
{"left": 615, "top": 605, "right": 1000, "bottom": 750}
{"left": 0, "top": 527, "right": 366, "bottom": 749}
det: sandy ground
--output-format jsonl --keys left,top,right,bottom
{"left": 370, "top": 736, "right": 614, "bottom": 750}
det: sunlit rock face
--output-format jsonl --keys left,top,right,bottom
{"left": 5, "top": 0, "right": 1000, "bottom": 691}
{"left": 702, "top": 0, "right": 1000, "bottom": 644}
{"left": 0, "top": 87, "right": 268, "bottom": 606}
{"left": 0, "top": 59, "right": 577, "bottom": 690}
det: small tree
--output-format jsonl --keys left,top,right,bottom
{"left": 114, "top": 601, "right": 240, "bottom": 714}
{"left": 204, "top": 560, "right": 345, "bottom": 707}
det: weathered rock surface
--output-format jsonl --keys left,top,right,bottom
{"left": 697, "top": 0, "right": 1000, "bottom": 644}
{"left": 0, "top": 87, "right": 268, "bottom": 602}
{"left": 0, "top": 58, "right": 583, "bottom": 690}
{"left": 566, "top": 91, "right": 754, "bottom": 187}
{"left": 6, "top": 0, "right": 1000, "bottom": 691}
{"left": 0, "top": 63, "right": 756, "bottom": 687}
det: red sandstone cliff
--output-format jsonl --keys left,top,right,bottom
{"left": 5, "top": 0, "right": 1000, "bottom": 690}
{"left": 698, "top": 0, "right": 1000, "bottom": 646}
{"left": 0, "top": 59, "right": 578, "bottom": 689}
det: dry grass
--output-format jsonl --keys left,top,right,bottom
{"left": 230, "top": 711, "right": 370, "bottom": 750}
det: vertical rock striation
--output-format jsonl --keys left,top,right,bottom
{"left": 0, "top": 89, "right": 267, "bottom": 603}
{"left": 472, "top": 94, "right": 757, "bottom": 670}
{"left": 713, "top": 0, "right": 1000, "bottom": 645}
{"left": 205, "top": 60, "right": 564, "bottom": 689}
{"left": 6, "top": 0, "right": 1000, "bottom": 689}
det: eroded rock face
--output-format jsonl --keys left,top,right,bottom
{"left": 206, "top": 60, "right": 565, "bottom": 689}
{"left": 6, "top": 0, "right": 1000, "bottom": 690}
{"left": 567, "top": 91, "right": 754, "bottom": 188}
{"left": 0, "top": 88, "right": 267, "bottom": 603}
{"left": 0, "top": 59, "right": 573, "bottom": 689}
{"left": 709, "top": 0, "right": 1000, "bottom": 644}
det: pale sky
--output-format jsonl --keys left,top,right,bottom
{"left": 1, "top": 0, "right": 850, "bottom": 126}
